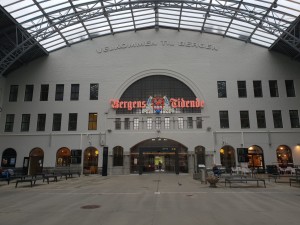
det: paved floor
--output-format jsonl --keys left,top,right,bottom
{"left": 1, "top": 173, "right": 300, "bottom": 225}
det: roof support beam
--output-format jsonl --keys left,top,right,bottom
{"left": 178, "top": 2, "right": 183, "bottom": 31}
{"left": 129, "top": 0, "right": 137, "bottom": 31}
{"left": 154, "top": 1, "right": 159, "bottom": 30}
{"left": 68, "top": 0, "right": 92, "bottom": 40}
{"left": 224, "top": 0, "right": 243, "bottom": 37}
{"left": 32, "top": 0, "right": 70, "bottom": 47}
{"left": 100, "top": 1, "right": 114, "bottom": 35}
{"left": 201, "top": 0, "right": 212, "bottom": 32}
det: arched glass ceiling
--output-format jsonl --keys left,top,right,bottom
{"left": 1, "top": 0, "right": 300, "bottom": 52}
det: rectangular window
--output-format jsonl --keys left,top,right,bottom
{"left": 165, "top": 117, "right": 170, "bottom": 129}
{"left": 5, "top": 114, "right": 15, "bottom": 132}
{"left": 147, "top": 117, "right": 152, "bottom": 130}
{"left": 240, "top": 111, "right": 250, "bottom": 128}
{"left": 238, "top": 81, "right": 247, "bottom": 98}
{"left": 256, "top": 111, "right": 266, "bottom": 128}
{"left": 9, "top": 85, "right": 18, "bottom": 102}
{"left": 219, "top": 111, "right": 229, "bottom": 128}
{"left": 24, "top": 85, "right": 34, "bottom": 102}
{"left": 55, "top": 84, "right": 64, "bottom": 101}
{"left": 253, "top": 81, "right": 263, "bottom": 97}
{"left": 187, "top": 117, "right": 193, "bottom": 129}
{"left": 88, "top": 113, "right": 97, "bottom": 130}
{"left": 178, "top": 117, "right": 184, "bottom": 129}
{"left": 37, "top": 114, "right": 46, "bottom": 131}
{"left": 133, "top": 118, "right": 139, "bottom": 130}
{"left": 115, "top": 118, "right": 121, "bottom": 130}
{"left": 285, "top": 80, "right": 295, "bottom": 97}
{"left": 155, "top": 117, "right": 161, "bottom": 130}
{"left": 124, "top": 118, "right": 130, "bottom": 130}
{"left": 68, "top": 113, "right": 78, "bottom": 131}
{"left": 90, "top": 83, "right": 99, "bottom": 100}
{"left": 71, "top": 84, "right": 80, "bottom": 100}
{"left": 40, "top": 84, "right": 49, "bottom": 101}
{"left": 21, "top": 114, "right": 30, "bottom": 132}
{"left": 273, "top": 110, "right": 283, "bottom": 128}
{"left": 52, "top": 113, "right": 62, "bottom": 131}
{"left": 289, "top": 110, "right": 299, "bottom": 128}
{"left": 217, "top": 81, "right": 227, "bottom": 98}
{"left": 269, "top": 80, "right": 279, "bottom": 97}
{"left": 196, "top": 117, "right": 202, "bottom": 129}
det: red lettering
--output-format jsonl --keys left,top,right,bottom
{"left": 186, "top": 100, "right": 190, "bottom": 107}
{"left": 133, "top": 101, "right": 137, "bottom": 108}
{"left": 190, "top": 100, "right": 195, "bottom": 107}
{"left": 142, "top": 101, "right": 146, "bottom": 108}
{"left": 128, "top": 101, "right": 132, "bottom": 110}
{"left": 170, "top": 98, "right": 177, "bottom": 108}
{"left": 111, "top": 99, "right": 120, "bottom": 109}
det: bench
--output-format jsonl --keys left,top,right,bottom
{"left": 289, "top": 169, "right": 300, "bottom": 187}
{"left": 43, "top": 167, "right": 81, "bottom": 180}
{"left": 0, "top": 177, "right": 10, "bottom": 185}
{"left": 15, "top": 178, "right": 37, "bottom": 188}
{"left": 225, "top": 177, "right": 266, "bottom": 188}
{"left": 42, "top": 174, "right": 58, "bottom": 184}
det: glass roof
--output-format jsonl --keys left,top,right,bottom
{"left": 1, "top": 0, "right": 300, "bottom": 52}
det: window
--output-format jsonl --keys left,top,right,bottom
{"left": 113, "top": 146, "right": 123, "bottom": 166}
{"left": 273, "top": 110, "right": 283, "bottom": 128}
{"left": 40, "top": 84, "right": 49, "bottom": 101}
{"left": 219, "top": 111, "right": 229, "bottom": 128}
{"left": 55, "top": 84, "right": 64, "bottom": 101}
{"left": 187, "top": 117, "right": 193, "bottom": 129}
{"left": 5, "top": 114, "right": 14, "bottom": 132}
{"left": 155, "top": 117, "right": 161, "bottom": 130}
{"left": 115, "top": 118, "right": 121, "bottom": 130}
{"left": 237, "top": 81, "right": 247, "bottom": 98}
{"left": 240, "top": 111, "right": 250, "bottom": 128}
{"left": 147, "top": 118, "right": 152, "bottom": 130}
{"left": 178, "top": 117, "right": 184, "bottom": 129}
{"left": 196, "top": 117, "right": 202, "bottom": 129}
{"left": 124, "top": 118, "right": 130, "bottom": 130}
{"left": 21, "top": 114, "right": 30, "bottom": 132}
{"left": 68, "top": 113, "right": 77, "bottom": 131}
{"left": 37, "top": 114, "right": 46, "bottom": 131}
{"left": 24, "top": 85, "right": 34, "bottom": 101}
{"left": 71, "top": 84, "right": 80, "bottom": 100}
{"left": 256, "top": 111, "right": 266, "bottom": 128}
{"left": 9, "top": 85, "right": 18, "bottom": 102}
{"left": 217, "top": 81, "right": 227, "bottom": 98}
{"left": 269, "top": 80, "right": 279, "bottom": 97}
{"left": 88, "top": 113, "right": 97, "bottom": 130}
{"left": 165, "top": 117, "right": 170, "bottom": 129}
{"left": 133, "top": 118, "right": 139, "bottom": 130}
{"left": 253, "top": 81, "right": 263, "bottom": 97}
{"left": 90, "top": 83, "right": 99, "bottom": 100}
{"left": 285, "top": 80, "right": 295, "bottom": 97}
{"left": 289, "top": 110, "right": 299, "bottom": 128}
{"left": 52, "top": 113, "right": 62, "bottom": 131}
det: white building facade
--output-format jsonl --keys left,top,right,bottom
{"left": 0, "top": 30, "right": 299, "bottom": 175}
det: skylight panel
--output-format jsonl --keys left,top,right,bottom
{"left": 46, "top": 42, "right": 67, "bottom": 52}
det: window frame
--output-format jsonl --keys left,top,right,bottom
{"left": 240, "top": 111, "right": 250, "bottom": 128}
{"left": 5, "top": 114, "right": 15, "bottom": 132}
{"left": 71, "top": 84, "right": 80, "bottom": 101}
{"left": 24, "top": 85, "right": 34, "bottom": 102}
{"left": 52, "top": 113, "right": 62, "bottom": 131}
{"left": 90, "top": 83, "right": 99, "bottom": 100}
{"left": 256, "top": 110, "right": 266, "bottom": 128}
{"left": 21, "top": 114, "right": 31, "bottom": 132}
{"left": 55, "top": 84, "right": 64, "bottom": 101}
{"left": 217, "top": 81, "right": 227, "bottom": 98}
{"left": 253, "top": 80, "right": 263, "bottom": 98}
{"left": 9, "top": 85, "right": 18, "bottom": 102}
{"left": 88, "top": 113, "right": 97, "bottom": 130}
{"left": 237, "top": 81, "right": 247, "bottom": 98}
{"left": 272, "top": 110, "right": 283, "bottom": 128}
{"left": 219, "top": 111, "right": 229, "bottom": 128}
{"left": 285, "top": 80, "right": 295, "bottom": 97}
{"left": 40, "top": 84, "right": 49, "bottom": 101}
{"left": 269, "top": 80, "right": 279, "bottom": 97}
{"left": 289, "top": 110, "right": 299, "bottom": 128}
{"left": 37, "top": 114, "right": 46, "bottom": 131}
{"left": 68, "top": 113, "right": 78, "bottom": 131}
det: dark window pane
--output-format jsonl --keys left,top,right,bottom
{"left": 217, "top": 81, "right": 227, "bottom": 98}
{"left": 289, "top": 110, "right": 299, "bottom": 128}
{"left": 187, "top": 117, "right": 193, "bottom": 129}
{"left": 71, "top": 84, "right": 80, "bottom": 100}
{"left": 124, "top": 118, "right": 130, "bottom": 130}
{"left": 115, "top": 118, "right": 121, "bottom": 130}
{"left": 9, "top": 85, "right": 18, "bottom": 102}
{"left": 256, "top": 111, "right": 266, "bottom": 128}
{"left": 238, "top": 81, "right": 247, "bottom": 98}
{"left": 55, "top": 84, "right": 64, "bottom": 101}
{"left": 40, "top": 84, "right": 49, "bottom": 101}
{"left": 219, "top": 111, "right": 229, "bottom": 128}
{"left": 68, "top": 113, "right": 78, "bottom": 131}
{"left": 113, "top": 146, "right": 123, "bottom": 166}
{"left": 24, "top": 85, "right": 34, "bottom": 101}
{"left": 285, "top": 80, "right": 295, "bottom": 97}
{"left": 52, "top": 113, "right": 62, "bottom": 131}
{"left": 5, "top": 114, "right": 15, "bottom": 132}
{"left": 269, "top": 80, "right": 279, "bottom": 97}
{"left": 37, "top": 114, "right": 46, "bottom": 131}
{"left": 196, "top": 117, "right": 202, "bottom": 129}
{"left": 273, "top": 110, "right": 283, "bottom": 128}
{"left": 90, "top": 83, "right": 99, "bottom": 100}
{"left": 240, "top": 111, "right": 250, "bottom": 128}
{"left": 253, "top": 81, "right": 263, "bottom": 97}
{"left": 21, "top": 114, "right": 30, "bottom": 132}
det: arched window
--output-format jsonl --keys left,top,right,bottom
{"left": 248, "top": 145, "right": 265, "bottom": 171}
{"left": 1, "top": 148, "right": 17, "bottom": 167}
{"left": 83, "top": 147, "right": 99, "bottom": 174}
{"left": 113, "top": 146, "right": 124, "bottom": 166}
{"left": 56, "top": 147, "right": 71, "bottom": 167}
{"left": 220, "top": 145, "right": 236, "bottom": 173}
{"left": 276, "top": 145, "right": 293, "bottom": 168}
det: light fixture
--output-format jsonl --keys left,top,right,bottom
{"left": 220, "top": 149, "right": 224, "bottom": 154}
{"left": 249, "top": 146, "right": 253, "bottom": 150}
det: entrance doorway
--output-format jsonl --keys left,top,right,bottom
{"left": 220, "top": 145, "right": 236, "bottom": 173}
{"left": 29, "top": 148, "right": 44, "bottom": 175}
{"left": 83, "top": 147, "right": 99, "bottom": 174}
{"left": 130, "top": 138, "right": 188, "bottom": 174}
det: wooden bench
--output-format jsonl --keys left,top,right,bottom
{"left": 289, "top": 169, "right": 300, "bottom": 186}
{"left": 0, "top": 177, "right": 10, "bottom": 185}
{"left": 225, "top": 177, "right": 266, "bottom": 188}
{"left": 15, "top": 178, "right": 37, "bottom": 188}
{"left": 42, "top": 174, "right": 58, "bottom": 184}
